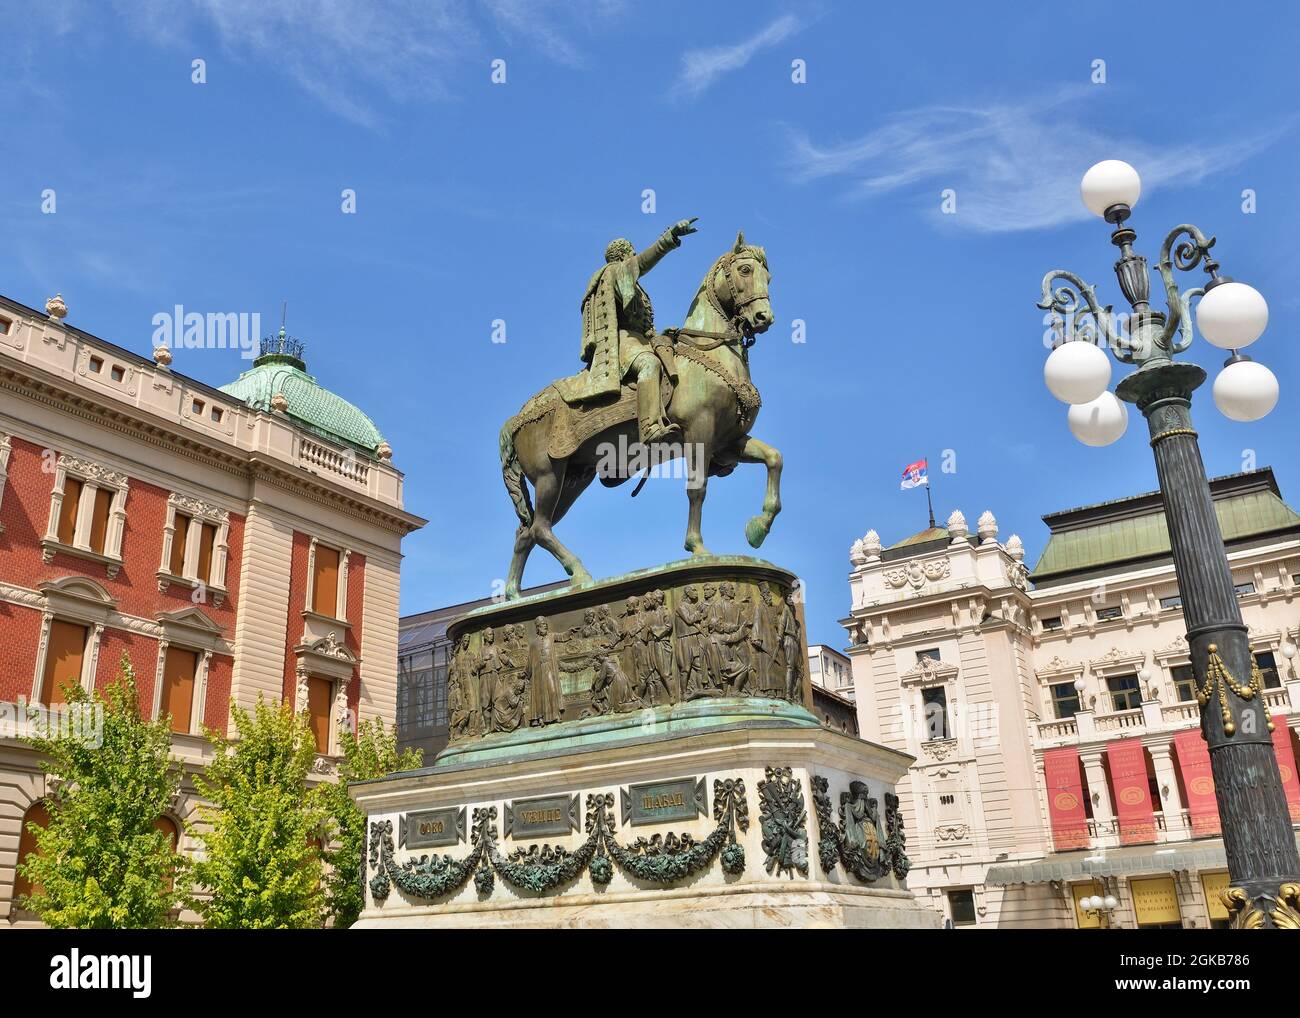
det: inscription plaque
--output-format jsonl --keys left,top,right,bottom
{"left": 505, "top": 793, "right": 580, "bottom": 839}
{"left": 620, "top": 776, "right": 708, "bottom": 826}
{"left": 400, "top": 807, "right": 466, "bottom": 849}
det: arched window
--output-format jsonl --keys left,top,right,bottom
{"left": 12, "top": 800, "right": 50, "bottom": 909}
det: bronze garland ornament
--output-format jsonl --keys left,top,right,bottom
{"left": 367, "top": 778, "right": 750, "bottom": 903}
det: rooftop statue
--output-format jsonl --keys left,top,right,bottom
{"left": 499, "top": 222, "right": 781, "bottom": 598}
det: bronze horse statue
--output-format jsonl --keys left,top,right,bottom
{"left": 499, "top": 231, "right": 780, "bottom": 599}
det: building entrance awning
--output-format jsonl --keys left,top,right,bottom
{"left": 985, "top": 842, "right": 1231, "bottom": 886}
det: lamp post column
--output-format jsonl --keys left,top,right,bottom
{"left": 1119, "top": 361, "right": 1300, "bottom": 928}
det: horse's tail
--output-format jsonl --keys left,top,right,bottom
{"left": 499, "top": 419, "right": 533, "bottom": 528}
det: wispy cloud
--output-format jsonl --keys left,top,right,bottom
{"left": 670, "top": 13, "right": 801, "bottom": 101}
{"left": 784, "top": 87, "right": 1291, "bottom": 232}
{"left": 484, "top": 0, "right": 627, "bottom": 69}
{"left": 14, "top": 0, "right": 622, "bottom": 129}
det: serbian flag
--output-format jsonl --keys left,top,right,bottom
{"left": 900, "top": 459, "right": 928, "bottom": 490}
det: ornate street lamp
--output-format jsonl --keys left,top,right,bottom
{"left": 1080, "top": 892, "right": 1120, "bottom": 929}
{"left": 1037, "top": 161, "right": 1300, "bottom": 929}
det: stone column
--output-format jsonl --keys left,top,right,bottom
{"left": 1147, "top": 741, "right": 1187, "bottom": 839}
{"left": 1080, "top": 749, "right": 1117, "bottom": 848}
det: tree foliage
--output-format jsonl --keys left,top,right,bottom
{"left": 319, "top": 718, "right": 422, "bottom": 927}
{"left": 18, "top": 656, "right": 182, "bottom": 928}
{"left": 188, "top": 695, "right": 325, "bottom": 928}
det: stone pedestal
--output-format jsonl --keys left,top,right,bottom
{"left": 352, "top": 557, "right": 938, "bottom": 929}
{"left": 353, "top": 722, "right": 938, "bottom": 929}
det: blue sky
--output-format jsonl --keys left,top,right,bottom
{"left": 2, "top": 1, "right": 1298, "bottom": 647}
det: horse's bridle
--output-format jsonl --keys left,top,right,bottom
{"left": 670, "top": 250, "right": 769, "bottom": 351}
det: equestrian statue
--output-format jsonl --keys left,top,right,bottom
{"left": 499, "top": 220, "right": 781, "bottom": 599}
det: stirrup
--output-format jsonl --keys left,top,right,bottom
{"left": 639, "top": 418, "right": 681, "bottom": 445}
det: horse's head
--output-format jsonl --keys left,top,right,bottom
{"left": 709, "top": 230, "right": 773, "bottom": 338}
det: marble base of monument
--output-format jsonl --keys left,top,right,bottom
{"left": 352, "top": 557, "right": 937, "bottom": 929}
{"left": 353, "top": 720, "right": 938, "bottom": 929}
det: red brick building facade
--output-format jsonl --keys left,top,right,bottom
{"left": 0, "top": 294, "right": 423, "bottom": 924}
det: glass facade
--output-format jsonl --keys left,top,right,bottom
{"left": 396, "top": 582, "right": 566, "bottom": 760}
{"left": 397, "top": 613, "right": 457, "bottom": 759}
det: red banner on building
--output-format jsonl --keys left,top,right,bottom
{"left": 1271, "top": 716, "right": 1300, "bottom": 822}
{"left": 1044, "top": 747, "right": 1089, "bottom": 850}
{"left": 1173, "top": 729, "right": 1220, "bottom": 836}
{"left": 1107, "top": 737, "right": 1156, "bottom": 845}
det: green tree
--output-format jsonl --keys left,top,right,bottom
{"left": 319, "top": 718, "right": 422, "bottom": 927}
{"left": 189, "top": 695, "right": 325, "bottom": 928}
{"left": 18, "top": 656, "right": 182, "bottom": 928}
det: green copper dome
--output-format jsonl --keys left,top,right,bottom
{"left": 219, "top": 332, "right": 386, "bottom": 454}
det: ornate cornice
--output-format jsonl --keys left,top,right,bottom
{"left": 167, "top": 491, "right": 230, "bottom": 523}
{"left": 1088, "top": 645, "right": 1145, "bottom": 671}
{"left": 1035, "top": 654, "right": 1084, "bottom": 679}
{"left": 58, "top": 453, "right": 127, "bottom": 489}
{"left": 0, "top": 367, "right": 421, "bottom": 538}
{"left": 0, "top": 578, "right": 234, "bottom": 646}
{"left": 883, "top": 558, "right": 951, "bottom": 591}
{"left": 899, "top": 654, "right": 959, "bottom": 687}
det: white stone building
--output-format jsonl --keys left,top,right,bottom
{"left": 842, "top": 471, "right": 1300, "bottom": 929}
{"left": 808, "top": 643, "right": 853, "bottom": 699}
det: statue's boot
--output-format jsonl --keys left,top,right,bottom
{"left": 636, "top": 363, "right": 680, "bottom": 444}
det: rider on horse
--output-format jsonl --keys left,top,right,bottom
{"left": 564, "top": 218, "right": 699, "bottom": 444}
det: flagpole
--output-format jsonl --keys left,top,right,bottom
{"left": 925, "top": 477, "right": 935, "bottom": 529}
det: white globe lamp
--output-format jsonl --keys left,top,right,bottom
{"left": 1103, "top": 895, "right": 1118, "bottom": 910}
{"left": 1045, "top": 341, "right": 1112, "bottom": 404}
{"left": 1081, "top": 160, "right": 1141, "bottom": 218}
{"left": 1068, "top": 391, "right": 1128, "bottom": 446}
{"left": 1213, "top": 356, "right": 1278, "bottom": 422}
{"left": 1197, "top": 281, "right": 1268, "bottom": 349}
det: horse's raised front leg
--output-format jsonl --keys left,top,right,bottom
{"left": 684, "top": 439, "right": 712, "bottom": 556}
{"left": 736, "top": 435, "right": 783, "bottom": 548}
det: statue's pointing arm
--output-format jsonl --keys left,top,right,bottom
{"left": 637, "top": 218, "right": 698, "bottom": 275}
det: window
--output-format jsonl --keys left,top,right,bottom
{"left": 1171, "top": 664, "right": 1197, "bottom": 703}
{"left": 922, "top": 685, "right": 949, "bottom": 741}
{"left": 12, "top": 801, "right": 50, "bottom": 909}
{"left": 41, "top": 620, "right": 88, "bottom": 705}
{"left": 1255, "top": 651, "right": 1281, "bottom": 690}
{"left": 0, "top": 315, "right": 11, "bottom": 335}
{"left": 43, "top": 456, "right": 129, "bottom": 571}
{"left": 159, "top": 495, "right": 230, "bottom": 602}
{"left": 808, "top": 656, "right": 821, "bottom": 674}
{"left": 1107, "top": 673, "right": 1141, "bottom": 712}
{"left": 196, "top": 522, "right": 217, "bottom": 583}
{"left": 1095, "top": 605, "right": 1123, "bottom": 622}
{"left": 56, "top": 477, "right": 82, "bottom": 545}
{"left": 311, "top": 544, "right": 340, "bottom": 617}
{"left": 1041, "top": 616, "right": 1063, "bottom": 632}
{"left": 916, "top": 647, "right": 941, "bottom": 662}
{"left": 1234, "top": 581, "right": 1256, "bottom": 597}
{"left": 88, "top": 487, "right": 113, "bottom": 554}
{"left": 88, "top": 355, "right": 104, "bottom": 373}
{"left": 948, "top": 889, "right": 977, "bottom": 926}
{"left": 1160, "top": 595, "right": 1182, "bottom": 611}
{"left": 210, "top": 406, "right": 224, "bottom": 423}
{"left": 307, "top": 675, "right": 333, "bottom": 753}
{"left": 191, "top": 398, "right": 205, "bottom": 416}
{"left": 169, "top": 511, "right": 191, "bottom": 575}
{"left": 110, "top": 364, "right": 125, "bottom": 383}
{"left": 159, "top": 647, "right": 198, "bottom": 733}
{"left": 1050, "top": 681, "right": 1081, "bottom": 719}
